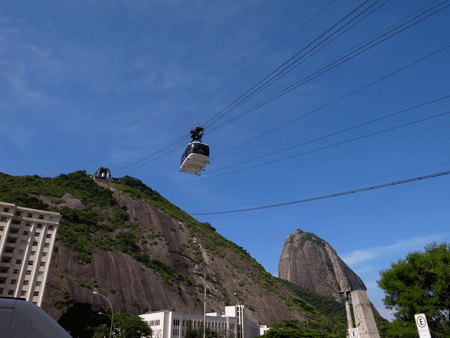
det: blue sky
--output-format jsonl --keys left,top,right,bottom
{"left": 1, "top": 0, "right": 449, "bottom": 321}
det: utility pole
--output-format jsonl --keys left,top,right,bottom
{"left": 203, "top": 262, "right": 207, "bottom": 338}
{"left": 203, "top": 283, "right": 206, "bottom": 338}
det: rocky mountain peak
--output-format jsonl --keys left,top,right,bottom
{"left": 278, "top": 230, "right": 366, "bottom": 301}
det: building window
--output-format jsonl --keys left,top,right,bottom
{"left": 13, "top": 269, "right": 18, "bottom": 274}
{"left": 0, "top": 226, "right": 4, "bottom": 231}
{"left": 36, "top": 281, "right": 42, "bottom": 286}
{"left": 1, "top": 217, "right": 6, "bottom": 222}
{"left": 7, "top": 237, "right": 17, "bottom": 244}
{"left": 0, "top": 267, "right": 9, "bottom": 274}
{"left": 8, "top": 290, "right": 14, "bottom": 295}
{"left": 173, "top": 329, "right": 179, "bottom": 336}
{"left": 1, "top": 257, "right": 11, "bottom": 263}
{"left": 15, "top": 259, "right": 21, "bottom": 264}
{"left": 0, "top": 278, "right": 5, "bottom": 284}
{"left": 9, "top": 228, "right": 19, "bottom": 234}
{"left": 23, "top": 280, "right": 29, "bottom": 285}
{"left": 15, "top": 211, "right": 21, "bottom": 216}
{"left": 18, "top": 250, "right": 24, "bottom": 255}
{"left": 20, "top": 240, "right": 27, "bottom": 245}
{"left": 43, "top": 252, "right": 48, "bottom": 257}
{"left": 173, "top": 320, "right": 180, "bottom": 326}
{"left": 37, "top": 224, "right": 42, "bottom": 229}
{"left": 25, "top": 222, "right": 30, "bottom": 227}
{"left": 3, "top": 208, "right": 9, "bottom": 212}
{"left": 39, "top": 215, "right": 44, "bottom": 220}
{"left": 28, "top": 261, "right": 33, "bottom": 266}
{"left": 149, "top": 320, "right": 160, "bottom": 326}
{"left": 10, "top": 279, "right": 17, "bottom": 285}
{"left": 33, "top": 242, "right": 38, "bottom": 246}
{"left": 21, "top": 291, "right": 26, "bottom": 296}
{"left": 49, "top": 225, "right": 54, "bottom": 230}
{"left": 35, "top": 232, "right": 40, "bottom": 237}
{"left": 44, "top": 243, "right": 49, "bottom": 248}
{"left": 46, "top": 234, "right": 51, "bottom": 239}
{"left": 38, "top": 271, "right": 43, "bottom": 276}
{"left": 26, "top": 270, "right": 31, "bottom": 275}
{"left": 27, "top": 213, "right": 32, "bottom": 218}
{"left": 31, "top": 251, "right": 36, "bottom": 256}
{"left": 40, "top": 262, "right": 45, "bottom": 267}
{"left": 12, "top": 220, "right": 21, "bottom": 225}
{"left": 5, "top": 247, "right": 14, "bottom": 253}
{"left": 34, "top": 291, "right": 39, "bottom": 296}
{"left": 23, "top": 231, "right": 29, "bottom": 236}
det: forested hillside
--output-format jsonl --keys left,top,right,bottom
{"left": 0, "top": 170, "right": 352, "bottom": 336}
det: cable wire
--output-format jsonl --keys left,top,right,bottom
{"left": 211, "top": 43, "right": 450, "bottom": 160}
{"left": 152, "top": 108, "right": 450, "bottom": 188}
{"left": 190, "top": 170, "right": 450, "bottom": 215}
{"left": 203, "top": 0, "right": 377, "bottom": 128}
{"left": 205, "top": 1, "right": 449, "bottom": 135}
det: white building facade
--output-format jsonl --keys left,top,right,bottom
{"left": 0, "top": 202, "right": 61, "bottom": 307}
{"left": 140, "top": 305, "right": 267, "bottom": 338}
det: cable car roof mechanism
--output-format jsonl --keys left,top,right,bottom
{"left": 180, "top": 126, "right": 210, "bottom": 175}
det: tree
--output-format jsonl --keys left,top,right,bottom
{"left": 263, "top": 320, "right": 345, "bottom": 338}
{"left": 377, "top": 242, "right": 450, "bottom": 338}
{"left": 184, "top": 323, "right": 223, "bottom": 338}
{"left": 58, "top": 302, "right": 151, "bottom": 338}
{"left": 114, "top": 312, "right": 152, "bottom": 338}
{"left": 58, "top": 302, "right": 107, "bottom": 338}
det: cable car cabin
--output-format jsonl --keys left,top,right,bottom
{"left": 180, "top": 142, "right": 210, "bottom": 174}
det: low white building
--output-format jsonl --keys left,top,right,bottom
{"left": 140, "top": 305, "right": 267, "bottom": 338}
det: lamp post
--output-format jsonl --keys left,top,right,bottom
{"left": 93, "top": 291, "right": 114, "bottom": 338}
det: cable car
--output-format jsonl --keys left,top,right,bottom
{"left": 180, "top": 126, "right": 210, "bottom": 174}
{"left": 93, "top": 167, "right": 111, "bottom": 179}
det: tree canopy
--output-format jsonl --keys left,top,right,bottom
{"left": 263, "top": 320, "right": 345, "bottom": 338}
{"left": 58, "top": 302, "right": 151, "bottom": 338}
{"left": 377, "top": 242, "right": 450, "bottom": 338}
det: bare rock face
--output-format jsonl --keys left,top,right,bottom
{"left": 42, "top": 181, "right": 306, "bottom": 325}
{"left": 278, "top": 231, "right": 366, "bottom": 301}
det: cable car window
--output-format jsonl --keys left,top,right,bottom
{"left": 192, "top": 143, "right": 209, "bottom": 156}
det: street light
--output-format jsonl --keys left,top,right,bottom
{"left": 93, "top": 291, "right": 114, "bottom": 338}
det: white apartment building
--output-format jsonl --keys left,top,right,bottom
{"left": 140, "top": 305, "right": 268, "bottom": 338}
{"left": 0, "top": 202, "right": 61, "bottom": 307}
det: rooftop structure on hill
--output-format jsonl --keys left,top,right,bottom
{"left": 93, "top": 167, "right": 111, "bottom": 179}
{"left": 0, "top": 202, "right": 60, "bottom": 307}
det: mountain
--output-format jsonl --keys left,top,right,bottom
{"left": 0, "top": 171, "right": 351, "bottom": 329}
{"left": 278, "top": 230, "right": 366, "bottom": 301}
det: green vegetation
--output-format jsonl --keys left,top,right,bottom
{"left": 58, "top": 302, "right": 151, "bottom": 338}
{"left": 116, "top": 176, "right": 280, "bottom": 290}
{"left": 75, "top": 278, "right": 91, "bottom": 289}
{"left": 0, "top": 171, "right": 357, "bottom": 332}
{"left": 185, "top": 324, "right": 223, "bottom": 338}
{"left": 303, "top": 233, "right": 326, "bottom": 248}
{"left": 378, "top": 242, "right": 450, "bottom": 338}
{"left": 0, "top": 171, "right": 182, "bottom": 285}
{"left": 279, "top": 279, "right": 346, "bottom": 320}
{"left": 264, "top": 319, "right": 345, "bottom": 338}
